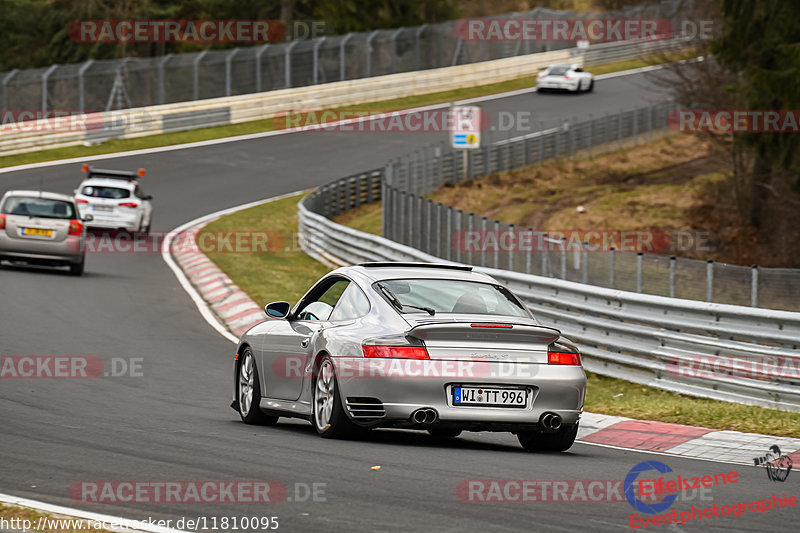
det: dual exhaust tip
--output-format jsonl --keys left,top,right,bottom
{"left": 540, "top": 412, "right": 562, "bottom": 431}
{"left": 411, "top": 408, "right": 437, "bottom": 424}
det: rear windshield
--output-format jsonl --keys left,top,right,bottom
{"left": 376, "top": 279, "right": 530, "bottom": 317}
{"left": 80, "top": 185, "right": 130, "bottom": 199}
{"left": 1, "top": 196, "right": 76, "bottom": 219}
{"left": 547, "top": 65, "right": 570, "bottom": 76}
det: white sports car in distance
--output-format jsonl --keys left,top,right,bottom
{"left": 536, "top": 63, "right": 594, "bottom": 93}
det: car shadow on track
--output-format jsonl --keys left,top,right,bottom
{"left": 228, "top": 419, "right": 589, "bottom": 456}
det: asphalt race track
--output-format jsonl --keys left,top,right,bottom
{"left": 1, "top": 70, "right": 795, "bottom": 532}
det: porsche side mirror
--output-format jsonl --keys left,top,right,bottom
{"left": 265, "top": 301, "right": 291, "bottom": 319}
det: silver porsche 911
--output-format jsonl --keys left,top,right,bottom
{"left": 230, "top": 262, "right": 586, "bottom": 452}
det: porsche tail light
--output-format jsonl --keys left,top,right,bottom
{"left": 363, "top": 345, "right": 429, "bottom": 360}
{"left": 547, "top": 347, "right": 581, "bottom": 365}
{"left": 76, "top": 198, "right": 89, "bottom": 204}
{"left": 118, "top": 202, "right": 138, "bottom": 208}
{"left": 68, "top": 220, "right": 83, "bottom": 236}
{"left": 0, "top": 214, "right": 5, "bottom": 229}
{"left": 363, "top": 335, "right": 429, "bottom": 359}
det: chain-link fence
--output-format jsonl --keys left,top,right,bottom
{"left": 380, "top": 103, "right": 800, "bottom": 312}
{"left": 1, "top": 0, "right": 692, "bottom": 115}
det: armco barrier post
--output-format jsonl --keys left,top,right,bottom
{"left": 751, "top": 265, "right": 759, "bottom": 307}
{"left": 493, "top": 220, "right": 500, "bottom": 269}
{"left": 481, "top": 217, "right": 488, "bottom": 267}
{"left": 609, "top": 247, "right": 616, "bottom": 289}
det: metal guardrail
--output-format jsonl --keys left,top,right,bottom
{"left": 382, "top": 103, "right": 800, "bottom": 312}
{"left": 298, "top": 178, "right": 800, "bottom": 412}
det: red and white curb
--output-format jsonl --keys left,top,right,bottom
{"left": 171, "top": 226, "right": 265, "bottom": 339}
{"left": 579, "top": 412, "right": 800, "bottom": 466}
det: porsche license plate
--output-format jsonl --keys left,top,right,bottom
{"left": 21, "top": 227, "right": 53, "bottom": 237}
{"left": 453, "top": 386, "right": 527, "bottom": 407}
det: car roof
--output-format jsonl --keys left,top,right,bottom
{"left": 339, "top": 263, "right": 499, "bottom": 284}
{"left": 1, "top": 190, "right": 76, "bottom": 203}
{"left": 78, "top": 177, "right": 137, "bottom": 189}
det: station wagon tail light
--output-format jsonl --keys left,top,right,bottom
{"left": 76, "top": 198, "right": 89, "bottom": 204}
{"left": 0, "top": 214, "right": 5, "bottom": 229}
{"left": 68, "top": 220, "right": 83, "bottom": 236}
{"left": 547, "top": 347, "right": 581, "bottom": 366}
{"left": 118, "top": 202, "right": 138, "bottom": 208}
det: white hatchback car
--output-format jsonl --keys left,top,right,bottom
{"left": 536, "top": 63, "right": 594, "bottom": 93}
{"left": 74, "top": 165, "right": 153, "bottom": 233}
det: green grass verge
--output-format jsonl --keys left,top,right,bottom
{"left": 203, "top": 193, "right": 800, "bottom": 438}
{"left": 199, "top": 192, "right": 329, "bottom": 307}
{"left": 0, "top": 49, "right": 695, "bottom": 170}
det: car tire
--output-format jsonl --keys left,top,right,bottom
{"left": 517, "top": 423, "right": 579, "bottom": 452}
{"left": 313, "top": 356, "right": 367, "bottom": 439}
{"left": 428, "top": 428, "right": 462, "bottom": 439}
{"left": 237, "top": 347, "right": 279, "bottom": 425}
{"left": 69, "top": 257, "right": 85, "bottom": 276}
{"left": 587, "top": 79, "right": 594, "bottom": 92}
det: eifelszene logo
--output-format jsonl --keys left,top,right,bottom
{"left": 753, "top": 445, "right": 792, "bottom": 482}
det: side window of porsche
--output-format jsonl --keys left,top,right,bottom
{"left": 329, "top": 283, "right": 370, "bottom": 322}
{"left": 295, "top": 279, "right": 350, "bottom": 321}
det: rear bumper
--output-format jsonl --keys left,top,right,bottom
{"left": 0, "top": 233, "right": 84, "bottom": 264}
{"left": 536, "top": 80, "right": 579, "bottom": 91}
{"left": 79, "top": 206, "right": 140, "bottom": 230}
{"left": 332, "top": 357, "right": 586, "bottom": 429}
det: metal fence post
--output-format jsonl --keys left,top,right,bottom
{"left": 493, "top": 221, "right": 500, "bottom": 269}
{"left": 560, "top": 237, "right": 567, "bottom": 279}
{"left": 192, "top": 51, "right": 207, "bottom": 101}
{"left": 2, "top": 69, "right": 19, "bottom": 111}
{"left": 339, "top": 33, "right": 353, "bottom": 81}
{"left": 313, "top": 37, "right": 326, "bottom": 85}
{"left": 78, "top": 60, "right": 93, "bottom": 112}
{"left": 366, "top": 30, "right": 380, "bottom": 78}
{"left": 454, "top": 210, "right": 462, "bottom": 264}
{"left": 481, "top": 217, "right": 488, "bottom": 267}
{"left": 669, "top": 256, "right": 676, "bottom": 298}
{"left": 436, "top": 202, "right": 443, "bottom": 259}
{"left": 225, "top": 49, "right": 240, "bottom": 96}
{"left": 391, "top": 28, "right": 403, "bottom": 74}
{"left": 41, "top": 64, "right": 58, "bottom": 112}
{"left": 609, "top": 247, "right": 616, "bottom": 289}
{"left": 426, "top": 199, "right": 432, "bottom": 254}
{"left": 415, "top": 24, "right": 428, "bottom": 70}
{"left": 446, "top": 206, "right": 453, "bottom": 261}
{"left": 158, "top": 54, "right": 172, "bottom": 104}
{"left": 255, "top": 45, "right": 269, "bottom": 92}
{"left": 284, "top": 41, "right": 298, "bottom": 88}
{"left": 706, "top": 260, "right": 714, "bottom": 302}
{"left": 582, "top": 244, "right": 588, "bottom": 284}
{"left": 636, "top": 252, "right": 643, "bottom": 293}
{"left": 467, "top": 213, "right": 474, "bottom": 265}
{"left": 751, "top": 265, "right": 759, "bottom": 307}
